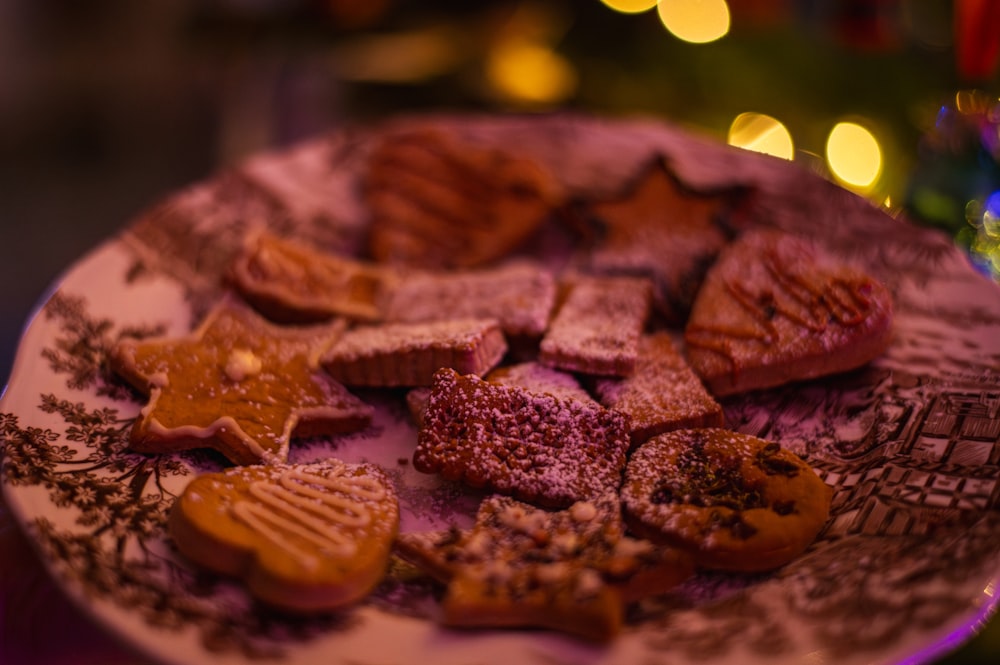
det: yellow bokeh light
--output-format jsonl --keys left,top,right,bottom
{"left": 486, "top": 40, "right": 577, "bottom": 106}
{"left": 727, "top": 112, "right": 794, "bottom": 160}
{"left": 825, "top": 121, "right": 883, "bottom": 190}
{"left": 599, "top": 0, "right": 658, "bottom": 13}
{"left": 657, "top": 0, "right": 731, "bottom": 44}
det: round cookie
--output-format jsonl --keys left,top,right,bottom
{"left": 620, "top": 428, "right": 832, "bottom": 572}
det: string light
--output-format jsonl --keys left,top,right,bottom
{"left": 728, "top": 112, "right": 794, "bottom": 160}
{"left": 826, "top": 121, "right": 883, "bottom": 191}
{"left": 657, "top": 0, "right": 731, "bottom": 44}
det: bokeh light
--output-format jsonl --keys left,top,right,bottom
{"left": 825, "top": 121, "right": 883, "bottom": 190}
{"left": 599, "top": 0, "right": 658, "bottom": 14}
{"left": 657, "top": 0, "right": 731, "bottom": 44}
{"left": 486, "top": 40, "right": 578, "bottom": 106}
{"left": 727, "top": 112, "right": 794, "bottom": 159}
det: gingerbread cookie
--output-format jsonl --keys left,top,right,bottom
{"left": 395, "top": 493, "right": 693, "bottom": 641}
{"left": 110, "top": 297, "right": 373, "bottom": 465}
{"left": 412, "top": 368, "right": 630, "bottom": 508}
{"left": 322, "top": 318, "right": 507, "bottom": 387}
{"left": 538, "top": 274, "right": 653, "bottom": 377}
{"left": 620, "top": 428, "right": 832, "bottom": 572}
{"left": 684, "top": 229, "right": 894, "bottom": 396}
{"left": 594, "top": 333, "right": 723, "bottom": 447}
{"left": 365, "top": 128, "right": 562, "bottom": 269}
{"left": 487, "top": 361, "right": 597, "bottom": 405}
{"left": 170, "top": 460, "right": 399, "bottom": 612}
{"left": 383, "top": 261, "right": 556, "bottom": 338}
{"left": 229, "top": 231, "right": 395, "bottom": 323}
{"left": 579, "top": 156, "right": 749, "bottom": 323}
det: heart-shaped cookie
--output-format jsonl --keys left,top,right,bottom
{"left": 169, "top": 460, "right": 399, "bottom": 613}
{"left": 684, "top": 229, "right": 893, "bottom": 396}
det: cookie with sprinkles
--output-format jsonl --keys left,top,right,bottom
{"left": 684, "top": 229, "right": 894, "bottom": 396}
{"left": 412, "top": 368, "right": 630, "bottom": 508}
{"left": 170, "top": 460, "right": 399, "bottom": 612}
{"left": 321, "top": 318, "right": 507, "bottom": 387}
{"left": 109, "top": 297, "right": 373, "bottom": 465}
{"left": 620, "top": 428, "right": 832, "bottom": 572}
{"left": 228, "top": 231, "right": 396, "bottom": 324}
{"left": 538, "top": 274, "right": 653, "bottom": 377}
{"left": 394, "top": 493, "right": 694, "bottom": 641}
{"left": 594, "top": 332, "right": 723, "bottom": 447}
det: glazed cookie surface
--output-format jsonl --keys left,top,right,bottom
{"left": 170, "top": 460, "right": 399, "bottom": 612}
{"left": 620, "top": 428, "right": 832, "bottom": 572}
{"left": 109, "top": 297, "right": 373, "bottom": 465}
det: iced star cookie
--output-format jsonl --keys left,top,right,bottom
{"left": 413, "top": 368, "right": 630, "bottom": 508}
{"left": 109, "top": 298, "right": 373, "bottom": 465}
{"left": 229, "top": 231, "right": 396, "bottom": 323}
{"left": 395, "top": 493, "right": 694, "bottom": 641}
{"left": 684, "top": 229, "right": 894, "bottom": 396}
{"left": 170, "top": 460, "right": 399, "bottom": 612}
{"left": 365, "top": 128, "right": 562, "bottom": 269}
{"left": 620, "top": 429, "right": 832, "bottom": 572}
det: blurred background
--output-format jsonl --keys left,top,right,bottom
{"left": 0, "top": 1, "right": 999, "bottom": 660}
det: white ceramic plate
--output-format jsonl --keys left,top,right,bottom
{"left": 3, "top": 115, "right": 1000, "bottom": 665}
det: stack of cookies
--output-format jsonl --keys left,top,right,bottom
{"left": 109, "top": 123, "right": 893, "bottom": 640}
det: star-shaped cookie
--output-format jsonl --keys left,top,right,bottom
{"left": 580, "top": 156, "right": 750, "bottom": 323}
{"left": 395, "top": 493, "right": 694, "bottom": 641}
{"left": 684, "top": 229, "right": 894, "bottom": 396}
{"left": 110, "top": 297, "right": 373, "bottom": 464}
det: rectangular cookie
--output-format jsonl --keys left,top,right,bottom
{"left": 539, "top": 274, "right": 652, "bottom": 376}
{"left": 594, "top": 332, "right": 723, "bottom": 447}
{"left": 322, "top": 318, "right": 507, "bottom": 387}
{"left": 384, "top": 261, "right": 556, "bottom": 338}
{"left": 413, "top": 368, "right": 631, "bottom": 508}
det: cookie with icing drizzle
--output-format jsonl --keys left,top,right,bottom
{"left": 620, "top": 428, "right": 832, "bottom": 572}
{"left": 684, "top": 229, "right": 894, "bottom": 396}
{"left": 394, "top": 493, "right": 693, "bottom": 641}
{"left": 365, "top": 128, "right": 562, "bottom": 269}
{"left": 170, "top": 460, "right": 399, "bottom": 612}
{"left": 413, "top": 367, "right": 630, "bottom": 508}
{"left": 109, "top": 297, "right": 373, "bottom": 465}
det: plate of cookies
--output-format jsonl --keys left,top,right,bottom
{"left": 3, "top": 113, "right": 1000, "bottom": 665}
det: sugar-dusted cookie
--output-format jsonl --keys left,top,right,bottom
{"left": 170, "top": 460, "right": 399, "bottom": 612}
{"left": 487, "top": 361, "right": 597, "bottom": 405}
{"left": 383, "top": 261, "right": 556, "bottom": 338}
{"left": 109, "top": 297, "right": 373, "bottom": 465}
{"left": 322, "top": 318, "right": 507, "bottom": 387}
{"left": 620, "top": 428, "right": 832, "bottom": 572}
{"left": 539, "top": 274, "right": 653, "bottom": 377}
{"left": 395, "top": 493, "right": 693, "bottom": 641}
{"left": 229, "top": 231, "right": 396, "bottom": 323}
{"left": 594, "top": 333, "right": 723, "bottom": 447}
{"left": 413, "top": 368, "right": 630, "bottom": 508}
{"left": 365, "top": 128, "right": 562, "bottom": 269}
{"left": 579, "top": 156, "right": 749, "bottom": 323}
{"left": 684, "top": 229, "right": 894, "bottom": 396}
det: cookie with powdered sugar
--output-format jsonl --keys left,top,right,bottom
{"left": 412, "top": 368, "right": 630, "bottom": 508}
